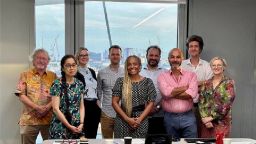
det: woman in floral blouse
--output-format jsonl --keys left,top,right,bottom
{"left": 49, "top": 55, "right": 85, "bottom": 139}
{"left": 199, "top": 57, "right": 235, "bottom": 138}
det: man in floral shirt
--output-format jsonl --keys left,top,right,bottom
{"left": 15, "top": 49, "right": 57, "bottom": 144}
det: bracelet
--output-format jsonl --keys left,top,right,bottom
{"left": 80, "top": 123, "right": 84, "bottom": 125}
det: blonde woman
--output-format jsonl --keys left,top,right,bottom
{"left": 112, "top": 55, "right": 156, "bottom": 138}
{"left": 199, "top": 57, "right": 236, "bottom": 137}
{"left": 75, "top": 47, "right": 101, "bottom": 138}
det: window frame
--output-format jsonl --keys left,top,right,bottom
{"left": 35, "top": 0, "right": 187, "bottom": 56}
{"left": 66, "top": 0, "right": 187, "bottom": 55}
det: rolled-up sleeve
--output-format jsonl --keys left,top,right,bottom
{"left": 157, "top": 72, "right": 174, "bottom": 98}
{"left": 185, "top": 72, "right": 198, "bottom": 100}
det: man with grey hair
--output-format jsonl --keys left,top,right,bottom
{"left": 15, "top": 49, "right": 57, "bottom": 144}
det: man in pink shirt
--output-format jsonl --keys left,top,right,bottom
{"left": 157, "top": 48, "right": 198, "bottom": 138}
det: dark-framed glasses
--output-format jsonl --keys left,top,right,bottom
{"left": 64, "top": 63, "right": 77, "bottom": 69}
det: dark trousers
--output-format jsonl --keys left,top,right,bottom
{"left": 193, "top": 104, "right": 202, "bottom": 138}
{"left": 83, "top": 99, "right": 101, "bottom": 138}
{"left": 164, "top": 110, "right": 197, "bottom": 139}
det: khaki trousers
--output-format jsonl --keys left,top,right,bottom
{"left": 100, "top": 112, "right": 115, "bottom": 138}
{"left": 20, "top": 125, "right": 49, "bottom": 144}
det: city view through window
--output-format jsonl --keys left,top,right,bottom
{"left": 35, "top": 1, "right": 65, "bottom": 76}
{"left": 85, "top": 1, "right": 177, "bottom": 72}
{"left": 36, "top": 1, "right": 177, "bottom": 75}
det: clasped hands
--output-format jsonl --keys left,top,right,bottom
{"left": 127, "top": 117, "right": 142, "bottom": 129}
{"left": 33, "top": 92, "right": 52, "bottom": 118}
{"left": 34, "top": 104, "right": 51, "bottom": 118}
{"left": 69, "top": 124, "right": 83, "bottom": 134}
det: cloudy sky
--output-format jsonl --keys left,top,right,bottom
{"left": 35, "top": 2, "right": 178, "bottom": 61}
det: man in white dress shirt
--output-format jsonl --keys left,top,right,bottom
{"left": 181, "top": 35, "right": 212, "bottom": 87}
{"left": 181, "top": 35, "right": 213, "bottom": 137}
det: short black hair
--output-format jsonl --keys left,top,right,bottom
{"left": 186, "top": 35, "right": 204, "bottom": 53}
{"left": 109, "top": 45, "right": 122, "bottom": 52}
{"left": 146, "top": 45, "right": 161, "bottom": 56}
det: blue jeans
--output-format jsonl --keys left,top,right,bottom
{"left": 164, "top": 110, "right": 197, "bottom": 138}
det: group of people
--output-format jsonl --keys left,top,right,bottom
{"left": 15, "top": 35, "right": 236, "bottom": 144}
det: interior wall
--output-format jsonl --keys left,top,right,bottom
{"left": 0, "top": 0, "right": 34, "bottom": 143}
{"left": 1, "top": 0, "right": 256, "bottom": 141}
{"left": 188, "top": 0, "right": 256, "bottom": 138}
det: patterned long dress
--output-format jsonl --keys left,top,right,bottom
{"left": 199, "top": 76, "right": 235, "bottom": 138}
{"left": 49, "top": 78, "right": 85, "bottom": 139}
{"left": 112, "top": 77, "right": 156, "bottom": 138}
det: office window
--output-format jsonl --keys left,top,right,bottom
{"left": 85, "top": 1, "right": 178, "bottom": 71}
{"left": 35, "top": 1, "right": 65, "bottom": 142}
{"left": 35, "top": 0, "right": 65, "bottom": 76}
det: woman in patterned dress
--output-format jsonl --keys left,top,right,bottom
{"left": 49, "top": 55, "right": 85, "bottom": 139}
{"left": 199, "top": 57, "right": 236, "bottom": 137}
{"left": 112, "top": 55, "right": 156, "bottom": 138}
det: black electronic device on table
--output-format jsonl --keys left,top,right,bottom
{"left": 184, "top": 138, "right": 216, "bottom": 143}
{"left": 147, "top": 116, "right": 166, "bottom": 135}
{"left": 145, "top": 134, "right": 172, "bottom": 144}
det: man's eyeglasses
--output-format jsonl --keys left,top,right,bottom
{"left": 64, "top": 64, "right": 77, "bottom": 69}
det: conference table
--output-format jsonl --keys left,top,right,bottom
{"left": 43, "top": 138, "right": 256, "bottom": 144}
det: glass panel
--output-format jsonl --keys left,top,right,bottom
{"left": 35, "top": 1, "right": 65, "bottom": 76}
{"left": 85, "top": 1, "right": 178, "bottom": 71}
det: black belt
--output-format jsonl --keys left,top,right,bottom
{"left": 167, "top": 109, "right": 193, "bottom": 115}
{"left": 85, "top": 98, "right": 98, "bottom": 102}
